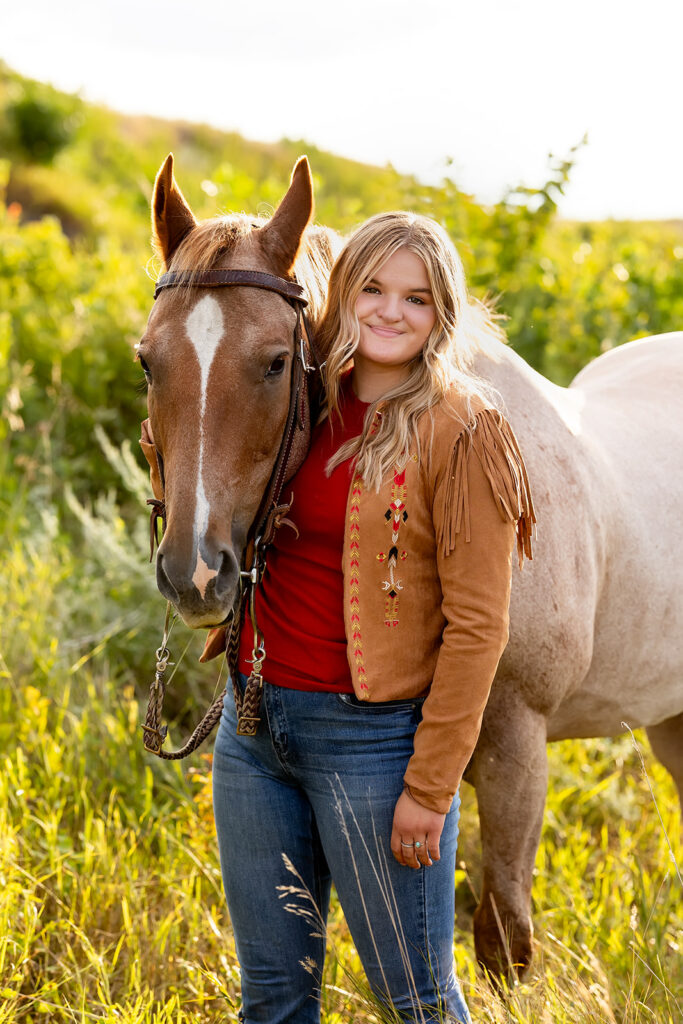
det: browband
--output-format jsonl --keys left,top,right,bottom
{"left": 153, "top": 269, "right": 308, "bottom": 304}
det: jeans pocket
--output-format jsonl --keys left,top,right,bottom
{"left": 335, "top": 692, "right": 426, "bottom": 713}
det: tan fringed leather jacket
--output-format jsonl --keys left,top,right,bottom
{"left": 339, "top": 391, "right": 534, "bottom": 812}
{"left": 141, "top": 390, "right": 535, "bottom": 814}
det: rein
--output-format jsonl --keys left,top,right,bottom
{"left": 141, "top": 268, "right": 321, "bottom": 759}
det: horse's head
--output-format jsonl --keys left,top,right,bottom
{"left": 137, "top": 155, "right": 325, "bottom": 629}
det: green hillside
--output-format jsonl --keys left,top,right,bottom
{"left": 2, "top": 60, "right": 683, "bottom": 505}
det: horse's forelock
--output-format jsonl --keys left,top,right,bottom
{"left": 167, "top": 214, "right": 260, "bottom": 280}
{"left": 163, "top": 213, "right": 335, "bottom": 326}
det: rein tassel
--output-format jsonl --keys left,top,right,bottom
{"left": 147, "top": 498, "right": 166, "bottom": 561}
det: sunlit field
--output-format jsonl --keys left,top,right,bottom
{"left": 0, "top": 481, "right": 680, "bottom": 1023}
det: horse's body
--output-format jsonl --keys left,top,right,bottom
{"left": 140, "top": 155, "right": 683, "bottom": 976}
{"left": 465, "top": 332, "right": 683, "bottom": 970}
{"left": 483, "top": 332, "right": 683, "bottom": 738}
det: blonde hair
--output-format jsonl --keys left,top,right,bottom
{"left": 317, "top": 211, "right": 505, "bottom": 490}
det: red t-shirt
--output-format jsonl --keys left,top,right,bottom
{"left": 238, "top": 382, "right": 369, "bottom": 691}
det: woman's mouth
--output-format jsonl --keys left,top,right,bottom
{"left": 368, "top": 325, "right": 403, "bottom": 338}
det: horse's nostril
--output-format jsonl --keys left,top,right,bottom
{"left": 156, "top": 551, "right": 180, "bottom": 602}
{"left": 215, "top": 548, "right": 239, "bottom": 599}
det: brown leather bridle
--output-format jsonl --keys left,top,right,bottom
{"left": 142, "top": 268, "right": 322, "bottom": 759}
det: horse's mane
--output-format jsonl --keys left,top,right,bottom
{"left": 164, "top": 214, "right": 339, "bottom": 327}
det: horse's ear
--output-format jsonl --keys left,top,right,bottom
{"left": 152, "top": 154, "right": 197, "bottom": 268}
{"left": 260, "top": 156, "right": 314, "bottom": 273}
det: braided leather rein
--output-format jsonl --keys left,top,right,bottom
{"left": 141, "top": 268, "right": 319, "bottom": 759}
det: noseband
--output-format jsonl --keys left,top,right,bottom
{"left": 142, "top": 268, "right": 322, "bottom": 758}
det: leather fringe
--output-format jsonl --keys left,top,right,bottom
{"left": 199, "top": 624, "right": 229, "bottom": 663}
{"left": 438, "top": 408, "right": 536, "bottom": 569}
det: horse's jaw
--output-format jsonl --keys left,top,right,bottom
{"left": 169, "top": 592, "right": 237, "bottom": 631}
{"left": 176, "top": 604, "right": 235, "bottom": 631}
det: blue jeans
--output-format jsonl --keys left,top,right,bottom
{"left": 212, "top": 675, "right": 471, "bottom": 1024}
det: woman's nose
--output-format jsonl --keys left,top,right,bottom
{"left": 377, "top": 295, "right": 402, "bottom": 321}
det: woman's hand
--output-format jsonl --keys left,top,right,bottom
{"left": 390, "top": 788, "right": 447, "bottom": 869}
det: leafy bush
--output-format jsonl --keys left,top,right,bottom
{"left": 0, "top": 201, "right": 150, "bottom": 503}
{"left": 1, "top": 82, "right": 82, "bottom": 165}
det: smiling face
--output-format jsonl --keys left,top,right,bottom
{"left": 353, "top": 247, "right": 436, "bottom": 396}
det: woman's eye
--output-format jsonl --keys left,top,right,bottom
{"left": 407, "top": 296, "right": 425, "bottom": 305}
{"left": 265, "top": 356, "right": 287, "bottom": 378}
{"left": 362, "top": 286, "right": 380, "bottom": 294}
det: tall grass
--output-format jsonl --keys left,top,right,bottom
{"left": 0, "top": 463, "right": 680, "bottom": 1022}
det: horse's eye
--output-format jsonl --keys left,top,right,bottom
{"left": 139, "top": 355, "right": 152, "bottom": 379}
{"left": 265, "top": 356, "right": 286, "bottom": 379}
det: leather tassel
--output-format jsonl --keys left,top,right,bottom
{"left": 438, "top": 409, "right": 536, "bottom": 568}
{"left": 147, "top": 498, "right": 166, "bottom": 562}
{"left": 199, "top": 625, "right": 229, "bottom": 663}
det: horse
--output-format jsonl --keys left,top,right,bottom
{"left": 467, "top": 330, "right": 683, "bottom": 972}
{"left": 137, "top": 154, "right": 683, "bottom": 977}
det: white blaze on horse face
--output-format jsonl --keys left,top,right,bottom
{"left": 185, "top": 295, "right": 224, "bottom": 597}
{"left": 186, "top": 294, "right": 224, "bottom": 416}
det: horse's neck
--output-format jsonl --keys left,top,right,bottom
{"left": 475, "top": 345, "right": 574, "bottom": 417}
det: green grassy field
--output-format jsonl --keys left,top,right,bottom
{"left": 0, "top": 492, "right": 680, "bottom": 1024}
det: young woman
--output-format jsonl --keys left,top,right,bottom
{"left": 211, "top": 212, "right": 534, "bottom": 1023}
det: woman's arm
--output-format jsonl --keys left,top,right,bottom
{"left": 390, "top": 413, "right": 525, "bottom": 865}
{"left": 402, "top": 409, "right": 533, "bottom": 816}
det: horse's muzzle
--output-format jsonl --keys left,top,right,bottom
{"left": 156, "top": 544, "right": 240, "bottom": 629}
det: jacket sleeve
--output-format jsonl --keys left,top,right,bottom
{"left": 403, "top": 409, "right": 535, "bottom": 813}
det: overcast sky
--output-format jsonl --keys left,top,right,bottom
{"left": 3, "top": 0, "right": 681, "bottom": 220}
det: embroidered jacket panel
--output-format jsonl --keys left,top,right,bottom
{"left": 341, "top": 390, "right": 534, "bottom": 813}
